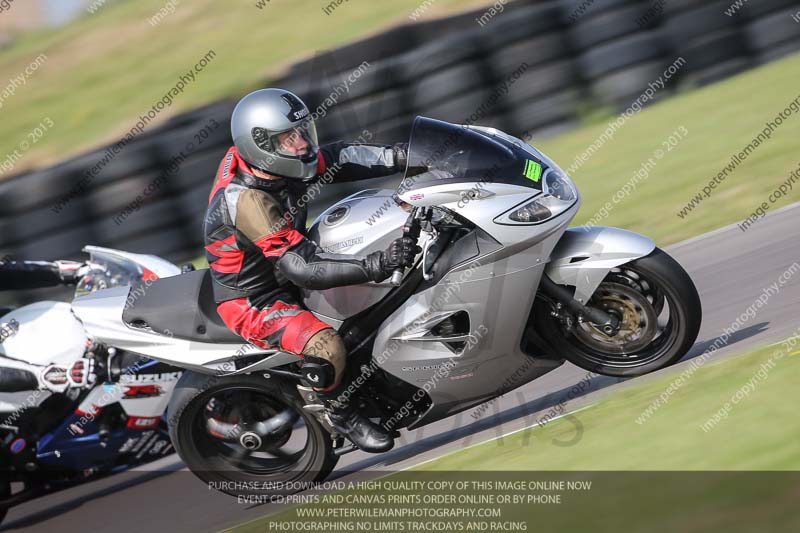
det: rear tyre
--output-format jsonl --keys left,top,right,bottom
{"left": 536, "top": 247, "right": 702, "bottom": 377}
{"left": 167, "top": 371, "right": 338, "bottom": 498}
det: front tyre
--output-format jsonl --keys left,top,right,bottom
{"left": 536, "top": 247, "right": 702, "bottom": 377}
{"left": 167, "top": 371, "right": 338, "bottom": 498}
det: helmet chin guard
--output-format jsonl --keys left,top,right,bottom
{"left": 231, "top": 89, "right": 319, "bottom": 180}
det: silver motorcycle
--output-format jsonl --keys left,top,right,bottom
{"left": 71, "top": 117, "right": 701, "bottom": 495}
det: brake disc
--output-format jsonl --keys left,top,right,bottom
{"left": 573, "top": 282, "right": 658, "bottom": 355}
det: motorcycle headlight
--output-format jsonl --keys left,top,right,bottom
{"left": 505, "top": 169, "right": 578, "bottom": 224}
{"left": 544, "top": 169, "right": 577, "bottom": 202}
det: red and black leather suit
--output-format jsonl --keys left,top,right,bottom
{"left": 203, "top": 142, "right": 401, "bottom": 384}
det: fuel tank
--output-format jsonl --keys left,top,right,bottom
{"left": 304, "top": 189, "right": 409, "bottom": 325}
{"left": 0, "top": 301, "right": 87, "bottom": 366}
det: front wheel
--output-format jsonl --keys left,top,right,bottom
{"left": 535, "top": 247, "right": 702, "bottom": 377}
{"left": 167, "top": 371, "right": 338, "bottom": 498}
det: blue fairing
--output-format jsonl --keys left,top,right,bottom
{"left": 37, "top": 411, "right": 172, "bottom": 472}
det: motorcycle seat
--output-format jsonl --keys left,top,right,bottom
{"left": 122, "top": 269, "right": 245, "bottom": 344}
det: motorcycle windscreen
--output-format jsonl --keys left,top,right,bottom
{"left": 400, "top": 116, "right": 546, "bottom": 193}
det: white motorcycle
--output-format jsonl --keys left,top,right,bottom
{"left": 0, "top": 247, "right": 183, "bottom": 520}
{"left": 71, "top": 118, "right": 701, "bottom": 495}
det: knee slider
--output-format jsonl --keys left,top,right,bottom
{"left": 300, "top": 355, "right": 336, "bottom": 389}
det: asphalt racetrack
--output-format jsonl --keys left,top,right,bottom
{"left": 4, "top": 202, "right": 799, "bottom": 533}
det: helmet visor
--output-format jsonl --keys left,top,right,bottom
{"left": 266, "top": 123, "right": 319, "bottom": 161}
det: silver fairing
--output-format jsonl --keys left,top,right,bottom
{"left": 373, "top": 195, "right": 579, "bottom": 428}
{"left": 304, "top": 189, "right": 422, "bottom": 325}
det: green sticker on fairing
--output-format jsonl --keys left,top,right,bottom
{"left": 523, "top": 160, "right": 543, "bottom": 182}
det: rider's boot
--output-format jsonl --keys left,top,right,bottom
{"left": 315, "top": 383, "right": 394, "bottom": 454}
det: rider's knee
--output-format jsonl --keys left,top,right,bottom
{"left": 301, "top": 328, "right": 346, "bottom": 389}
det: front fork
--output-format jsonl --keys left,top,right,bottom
{"left": 539, "top": 274, "right": 620, "bottom": 335}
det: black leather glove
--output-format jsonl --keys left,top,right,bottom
{"left": 364, "top": 237, "right": 421, "bottom": 282}
{"left": 393, "top": 143, "right": 409, "bottom": 171}
{"left": 385, "top": 236, "right": 420, "bottom": 269}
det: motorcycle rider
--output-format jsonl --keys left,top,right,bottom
{"left": 0, "top": 258, "right": 96, "bottom": 393}
{"left": 204, "top": 88, "right": 417, "bottom": 453}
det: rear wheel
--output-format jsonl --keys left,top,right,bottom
{"left": 167, "top": 372, "right": 338, "bottom": 498}
{"left": 536, "top": 247, "right": 702, "bottom": 377}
